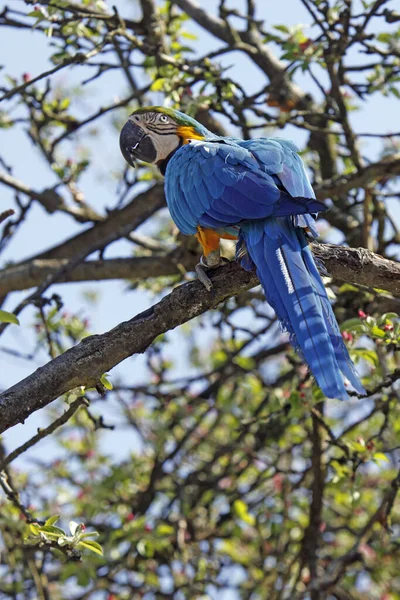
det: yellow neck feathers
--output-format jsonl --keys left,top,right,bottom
{"left": 177, "top": 126, "right": 205, "bottom": 144}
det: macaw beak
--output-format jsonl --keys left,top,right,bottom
{"left": 119, "top": 119, "right": 157, "bottom": 166}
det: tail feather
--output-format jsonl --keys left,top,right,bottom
{"left": 300, "top": 242, "right": 366, "bottom": 395}
{"left": 240, "top": 218, "right": 364, "bottom": 400}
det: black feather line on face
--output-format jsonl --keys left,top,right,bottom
{"left": 146, "top": 123, "right": 177, "bottom": 136}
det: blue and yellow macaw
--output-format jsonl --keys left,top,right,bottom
{"left": 119, "top": 107, "right": 365, "bottom": 400}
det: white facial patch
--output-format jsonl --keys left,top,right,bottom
{"left": 188, "top": 139, "right": 207, "bottom": 147}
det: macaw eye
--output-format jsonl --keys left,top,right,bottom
{"left": 160, "top": 115, "right": 169, "bottom": 123}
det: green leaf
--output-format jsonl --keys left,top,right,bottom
{"left": 76, "top": 567, "right": 92, "bottom": 587}
{"left": 390, "top": 86, "right": 400, "bottom": 99}
{"left": 45, "top": 515, "right": 60, "bottom": 527}
{"left": 100, "top": 373, "right": 113, "bottom": 390}
{"left": 340, "top": 318, "right": 362, "bottom": 331}
{"left": 29, "top": 523, "right": 40, "bottom": 535}
{"left": 373, "top": 452, "right": 389, "bottom": 463}
{"left": 351, "top": 348, "right": 379, "bottom": 367}
{"left": 59, "top": 97, "right": 71, "bottom": 110}
{"left": 137, "top": 539, "right": 155, "bottom": 557}
{"left": 39, "top": 525, "right": 65, "bottom": 537}
{"left": 377, "top": 32, "right": 392, "bottom": 43}
{"left": 80, "top": 531, "right": 99, "bottom": 539}
{"left": 370, "top": 326, "right": 385, "bottom": 339}
{"left": 350, "top": 441, "right": 367, "bottom": 453}
{"left": 28, "top": 10, "right": 46, "bottom": 23}
{"left": 338, "top": 283, "right": 359, "bottom": 293}
{"left": 220, "top": 539, "right": 254, "bottom": 565}
{"left": 273, "top": 24, "right": 290, "bottom": 33}
{"left": 156, "top": 524, "right": 174, "bottom": 536}
{"left": 77, "top": 540, "right": 104, "bottom": 556}
{"left": 181, "top": 31, "right": 197, "bottom": 40}
{"left": 233, "top": 500, "right": 256, "bottom": 526}
{"left": 378, "top": 313, "right": 398, "bottom": 325}
{"left": 0, "top": 310, "right": 19, "bottom": 325}
{"left": 150, "top": 78, "right": 167, "bottom": 91}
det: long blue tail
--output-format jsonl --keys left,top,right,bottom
{"left": 240, "top": 217, "right": 365, "bottom": 400}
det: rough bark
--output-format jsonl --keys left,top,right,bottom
{"left": 311, "top": 243, "right": 400, "bottom": 296}
{"left": 1, "top": 242, "right": 399, "bottom": 298}
{"left": 0, "top": 253, "right": 197, "bottom": 295}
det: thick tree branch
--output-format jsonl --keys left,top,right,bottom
{"left": 0, "top": 263, "right": 257, "bottom": 434}
{"left": 0, "top": 253, "right": 197, "bottom": 295}
{"left": 0, "top": 242, "right": 399, "bottom": 434}
{"left": 311, "top": 243, "right": 400, "bottom": 296}
{"left": 1, "top": 243, "right": 399, "bottom": 297}
{"left": 21, "top": 184, "right": 166, "bottom": 263}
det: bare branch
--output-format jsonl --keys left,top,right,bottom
{"left": 0, "top": 397, "right": 88, "bottom": 470}
{"left": 0, "top": 172, "right": 102, "bottom": 223}
{"left": 315, "top": 153, "right": 400, "bottom": 200}
{"left": 22, "top": 184, "right": 166, "bottom": 262}
{"left": 0, "top": 253, "right": 197, "bottom": 295}
{"left": 173, "top": 0, "right": 305, "bottom": 104}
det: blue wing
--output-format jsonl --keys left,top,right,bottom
{"left": 239, "top": 137, "right": 316, "bottom": 199}
{"left": 165, "top": 139, "right": 325, "bottom": 235}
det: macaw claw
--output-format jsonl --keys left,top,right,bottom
{"left": 195, "top": 257, "right": 214, "bottom": 292}
{"left": 195, "top": 251, "right": 229, "bottom": 292}
{"left": 195, "top": 265, "right": 213, "bottom": 292}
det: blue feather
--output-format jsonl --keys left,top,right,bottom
{"left": 240, "top": 218, "right": 362, "bottom": 400}
{"left": 241, "top": 138, "right": 316, "bottom": 199}
{"left": 204, "top": 173, "right": 225, "bottom": 199}
{"left": 299, "top": 241, "right": 366, "bottom": 395}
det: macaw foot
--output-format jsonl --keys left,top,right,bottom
{"left": 195, "top": 251, "right": 229, "bottom": 292}
{"left": 195, "top": 256, "right": 215, "bottom": 292}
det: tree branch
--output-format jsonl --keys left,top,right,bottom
{"left": 2, "top": 242, "right": 399, "bottom": 296}
{"left": 0, "top": 242, "right": 399, "bottom": 434}
{"left": 311, "top": 243, "right": 400, "bottom": 296}
{"left": 315, "top": 153, "right": 400, "bottom": 200}
{"left": 301, "top": 410, "right": 325, "bottom": 596}
{"left": 0, "top": 263, "right": 257, "bottom": 434}
{"left": 21, "top": 184, "right": 166, "bottom": 263}
{"left": 0, "top": 253, "right": 197, "bottom": 295}
{"left": 173, "top": 0, "right": 305, "bottom": 104}
{"left": 0, "top": 171, "right": 102, "bottom": 223}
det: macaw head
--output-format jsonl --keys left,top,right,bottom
{"left": 119, "top": 106, "right": 208, "bottom": 168}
